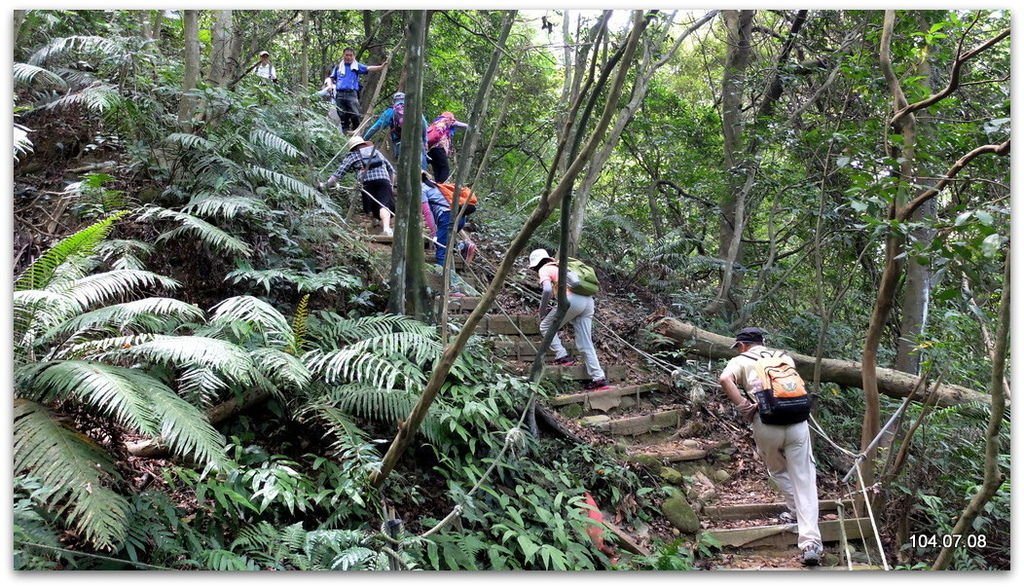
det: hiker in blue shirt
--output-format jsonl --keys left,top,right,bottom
{"left": 363, "top": 92, "right": 429, "bottom": 168}
{"left": 322, "top": 47, "right": 387, "bottom": 134}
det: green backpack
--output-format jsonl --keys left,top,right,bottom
{"left": 566, "top": 257, "right": 600, "bottom": 296}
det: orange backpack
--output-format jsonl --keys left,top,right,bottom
{"left": 743, "top": 350, "right": 812, "bottom": 425}
{"left": 436, "top": 182, "right": 478, "bottom": 208}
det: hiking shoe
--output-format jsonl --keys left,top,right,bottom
{"left": 802, "top": 544, "right": 823, "bottom": 567}
{"left": 382, "top": 226, "right": 394, "bottom": 237}
{"left": 583, "top": 378, "right": 610, "bottom": 390}
{"left": 778, "top": 511, "right": 797, "bottom": 525}
{"left": 548, "top": 355, "right": 575, "bottom": 367}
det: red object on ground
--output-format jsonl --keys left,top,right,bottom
{"left": 583, "top": 492, "right": 618, "bottom": 560}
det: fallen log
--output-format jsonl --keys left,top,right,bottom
{"left": 652, "top": 318, "right": 991, "bottom": 408}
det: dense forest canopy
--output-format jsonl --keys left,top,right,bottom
{"left": 10, "top": 9, "right": 1010, "bottom": 572}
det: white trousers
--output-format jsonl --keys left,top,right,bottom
{"left": 539, "top": 292, "right": 605, "bottom": 380}
{"left": 751, "top": 416, "right": 822, "bottom": 549}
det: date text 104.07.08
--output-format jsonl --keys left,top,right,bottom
{"left": 909, "top": 534, "right": 987, "bottom": 549}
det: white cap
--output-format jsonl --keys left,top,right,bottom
{"left": 528, "top": 248, "right": 552, "bottom": 270}
{"left": 344, "top": 135, "right": 366, "bottom": 152}
{"left": 259, "top": 50, "right": 270, "bottom": 57}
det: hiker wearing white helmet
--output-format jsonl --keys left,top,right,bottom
{"left": 320, "top": 135, "right": 396, "bottom": 236}
{"left": 252, "top": 50, "right": 277, "bottom": 83}
{"left": 363, "top": 91, "right": 429, "bottom": 167}
{"left": 528, "top": 248, "right": 607, "bottom": 390}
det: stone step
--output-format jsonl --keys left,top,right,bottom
{"left": 550, "top": 383, "right": 664, "bottom": 412}
{"left": 704, "top": 499, "right": 858, "bottom": 522}
{"left": 628, "top": 447, "right": 709, "bottom": 464}
{"left": 704, "top": 517, "right": 872, "bottom": 549}
{"left": 543, "top": 364, "right": 626, "bottom": 383}
{"left": 446, "top": 296, "right": 481, "bottom": 313}
{"left": 584, "top": 409, "right": 686, "bottom": 436}
{"left": 474, "top": 314, "right": 540, "bottom": 336}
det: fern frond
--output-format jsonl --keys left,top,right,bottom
{"left": 138, "top": 205, "right": 251, "bottom": 257}
{"left": 250, "top": 347, "right": 312, "bottom": 391}
{"left": 94, "top": 239, "right": 154, "bottom": 271}
{"left": 301, "top": 403, "right": 385, "bottom": 467}
{"left": 322, "top": 383, "right": 418, "bottom": 427}
{"left": 15, "top": 210, "right": 129, "bottom": 291}
{"left": 202, "top": 549, "right": 259, "bottom": 571}
{"left": 209, "top": 296, "right": 292, "bottom": 346}
{"left": 331, "top": 546, "right": 376, "bottom": 571}
{"left": 303, "top": 529, "right": 366, "bottom": 569}
{"left": 106, "top": 335, "right": 261, "bottom": 387}
{"left": 225, "top": 264, "right": 292, "bottom": 296}
{"left": 250, "top": 129, "right": 302, "bottom": 160}
{"left": 13, "top": 62, "right": 67, "bottom": 89}
{"left": 44, "top": 83, "right": 121, "bottom": 114}
{"left": 165, "top": 132, "right": 215, "bottom": 152}
{"left": 13, "top": 289, "right": 79, "bottom": 344}
{"left": 20, "top": 361, "right": 159, "bottom": 437}
{"left": 183, "top": 193, "right": 269, "bottom": 220}
{"left": 13, "top": 399, "right": 129, "bottom": 550}
{"left": 304, "top": 347, "right": 410, "bottom": 391}
{"left": 14, "top": 123, "right": 35, "bottom": 161}
{"left": 178, "top": 366, "right": 228, "bottom": 407}
{"left": 67, "top": 269, "right": 180, "bottom": 309}
{"left": 53, "top": 297, "right": 205, "bottom": 339}
{"left": 289, "top": 294, "right": 310, "bottom": 355}
{"left": 145, "top": 381, "right": 227, "bottom": 468}
{"left": 149, "top": 208, "right": 253, "bottom": 258}
{"left": 308, "top": 313, "right": 434, "bottom": 349}
{"left": 28, "top": 35, "right": 121, "bottom": 67}
{"left": 246, "top": 164, "right": 321, "bottom": 203}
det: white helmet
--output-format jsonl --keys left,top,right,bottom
{"left": 528, "top": 248, "right": 552, "bottom": 270}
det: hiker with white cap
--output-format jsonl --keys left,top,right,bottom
{"left": 252, "top": 50, "right": 277, "bottom": 83}
{"left": 528, "top": 249, "right": 608, "bottom": 390}
{"left": 718, "top": 327, "right": 823, "bottom": 566}
{"left": 363, "top": 92, "right": 429, "bottom": 168}
{"left": 320, "top": 135, "right": 396, "bottom": 236}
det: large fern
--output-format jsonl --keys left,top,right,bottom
{"left": 13, "top": 399, "right": 130, "bottom": 550}
{"left": 15, "top": 210, "right": 129, "bottom": 291}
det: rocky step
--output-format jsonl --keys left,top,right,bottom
{"left": 580, "top": 408, "right": 685, "bottom": 436}
{"left": 703, "top": 517, "right": 872, "bottom": 549}
{"left": 543, "top": 364, "right": 627, "bottom": 383}
{"left": 473, "top": 314, "right": 540, "bottom": 336}
{"left": 550, "top": 383, "right": 665, "bottom": 413}
{"left": 445, "top": 296, "right": 481, "bottom": 313}
{"left": 704, "top": 499, "right": 857, "bottom": 522}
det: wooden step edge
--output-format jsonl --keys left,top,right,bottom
{"left": 550, "top": 382, "right": 665, "bottom": 407}
{"left": 704, "top": 499, "right": 857, "bottom": 521}
{"left": 627, "top": 447, "right": 708, "bottom": 463}
{"left": 703, "top": 517, "right": 872, "bottom": 548}
{"left": 584, "top": 408, "right": 686, "bottom": 435}
{"left": 542, "top": 364, "right": 628, "bottom": 382}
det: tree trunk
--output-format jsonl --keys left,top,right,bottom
{"left": 705, "top": 9, "right": 754, "bottom": 318}
{"left": 209, "top": 10, "right": 233, "bottom": 86}
{"left": 300, "top": 10, "right": 310, "bottom": 91}
{"left": 651, "top": 317, "right": 991, "bottom": 408}
{"left": 177, "top": 10, "right": 200, "bottom": 130}
{"left": 895, "top": 14, "right": 939, "bottom": 374}
{"left": 361, "top": 10, "right": 395, "bottom": 116}
{"left": 387, "top": 10, "right": 428, "bottom": 318}
{"left": 932, "top": 250, "right": 1009, "bottom": 570}
{"left": 371, "top": 11, "right": 650, "bottom": 489}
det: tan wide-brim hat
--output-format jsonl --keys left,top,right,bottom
{"left": 344, "top": 135, "right": 367, "bottom": 152}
